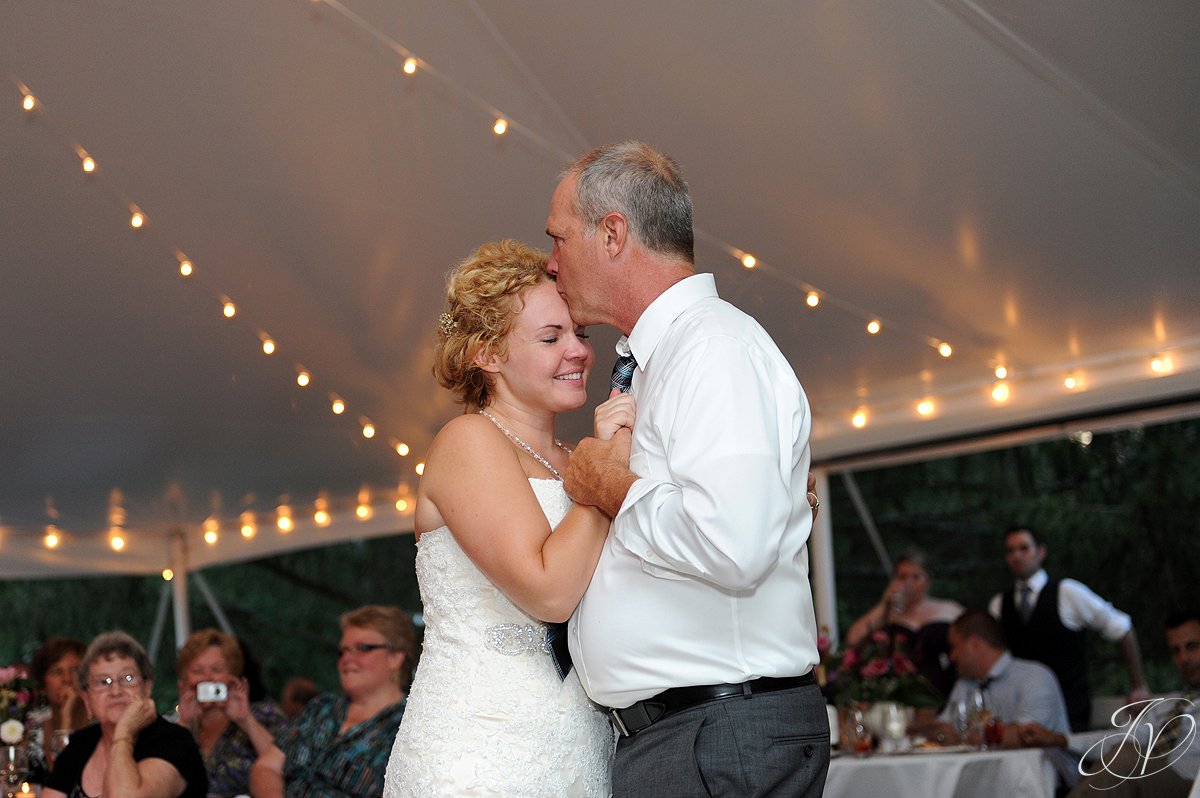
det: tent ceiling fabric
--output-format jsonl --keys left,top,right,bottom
{"left": 2, "top": 1, "right": 1198, "bottom": 577}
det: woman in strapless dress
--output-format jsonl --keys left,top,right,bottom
{"left": 384, "top": 240, "right": 630, "bottom": 797}
{"left": 847, "top": 551, "right": 964, "bottom": 698}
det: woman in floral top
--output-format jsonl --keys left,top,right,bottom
{"left": 249, "top": 606, "right": 413, "bottom": 798}
{"left": 174, "top": 630, "right": 287, "bottom": 797}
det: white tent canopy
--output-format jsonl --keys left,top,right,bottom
{"left": 3, "top": 1, "right": 1198, "bottom": 604}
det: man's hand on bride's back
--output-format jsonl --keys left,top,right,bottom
{"left": 594, "top": 390, "right": 635, "bottom": 440}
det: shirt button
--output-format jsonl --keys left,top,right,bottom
{"left": 804, "top": 744, "right": 815, "bottom": 758}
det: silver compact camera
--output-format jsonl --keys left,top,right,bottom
{"left": 196, "top": 681, "right": 228, "bottom": 702}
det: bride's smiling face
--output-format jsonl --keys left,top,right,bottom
{"left": 486, "top": 281, "right": 594, "bottom": 412}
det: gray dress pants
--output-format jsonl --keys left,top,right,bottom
{"left": 611, "top": 683, "right": 830, "bottom": 797}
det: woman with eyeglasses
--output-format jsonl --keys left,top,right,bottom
{"left": 43, "top": 630, "right": 207, "bottom": 798}
{"left": 173, "top": 629, "right": 287, "bottom": 797}
{"left": 249, "top": 605, "right": 414, "bottom": 798}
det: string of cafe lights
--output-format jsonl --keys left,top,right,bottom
{"left": 5, "top": 80, "right": 419, "bottom": 565}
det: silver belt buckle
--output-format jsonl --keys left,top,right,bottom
{"left": 610, "top": 708, "right": 631, "bottom": 737}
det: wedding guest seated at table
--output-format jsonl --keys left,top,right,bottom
{"left": 43, "top": 630, "right": 207, "bottom": 798}
{"left": 279, "top": 676, "right": 319, "bottom": 720}
{"left": 249, "top": 605, "right": 413, "bottom": 797}
{"left": 846, "top": 551, "right": 964, "bottom": 698}
{"left": 174, "top": 629, "right": 287, "bottom": 797}
{"left": 1018, "top": 608, "right": 1200, "bottom": 798}
{"left": 26, "top": 636, "right": 89, "bottom": 780}
{"left": 914, "top": 610, "right": 1070, "bottom": 748}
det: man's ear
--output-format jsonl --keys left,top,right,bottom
{"left": 600, "top": 211, "right": 628, "bottom": 258}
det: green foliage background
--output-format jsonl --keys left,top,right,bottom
{"left": 3, "top": 419, "right": 1198, "bottom": 705}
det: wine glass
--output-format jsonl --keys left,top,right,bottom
{"left": 967, "top": 688, "right": 991, "bottom": 749}
{"left": 950, "top": 699, "right": 970, "bottom": 743}
{"left": 1, "top": 745, "right": 29, "bottom": 792}
{"left": 881, "top": 702, "right": 908, "bottom": 753}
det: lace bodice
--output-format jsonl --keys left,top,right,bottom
{"left": 384, "top": 479, "right": 613, "bottom": 797}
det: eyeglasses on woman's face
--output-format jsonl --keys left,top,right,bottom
{"left": 336, "top": 642, "right": 392, "bottom": 659}
{"left": 87, "top": 672, "right": 143, "bottom": 693}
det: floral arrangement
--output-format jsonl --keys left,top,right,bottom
{"left": 1, "top": 663, "right": 36, "bottom": 744}
{"left": 820, "top": 629, "right": 942, "bottom": 708}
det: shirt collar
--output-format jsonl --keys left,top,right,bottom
{"left": 1019, "top": 569, "right": 1048, "bottom": 594}
{"left": 987, "top": 651, "right": 1014, "bottom": 682}
{"left": 616, "top": 273, "right": 715, "bottom": 368}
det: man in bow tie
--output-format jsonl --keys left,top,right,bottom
{"left": 545, "top": 140, "right": 828, "bottom": 797}
{"left": 989, "top": 526, "right": 1150, "bottom": 731}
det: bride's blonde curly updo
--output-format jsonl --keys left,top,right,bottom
{"left": 433, "top": 239, "right": 551, "bottom": 409}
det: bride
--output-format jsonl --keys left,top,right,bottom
{"left": 383, "top": 240, "right": 626, "bottom": 796}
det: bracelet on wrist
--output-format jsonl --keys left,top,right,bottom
{"left": 112, "top": 736, "right": 134, "bottom": 749}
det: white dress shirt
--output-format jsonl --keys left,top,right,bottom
{"left": 568, "top": 273, "right": 819, "bottom": 708}
{"left": 987, "top": 569, "right": 1132, "bottom": 641}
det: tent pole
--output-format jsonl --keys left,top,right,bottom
{"left": 147, "top": 580, "right": 172, "bottom": 665}
{"left": 170, "top": 529, "right": 191, "bottom": 650}
{"left": 809, "top": 468, "right": 838, "bottom": 646}
{"left": 192, "top": 572, "right": 235, "bottom": 635}
{"left": 841, "top": 471, "right": 892, "bottom": 574}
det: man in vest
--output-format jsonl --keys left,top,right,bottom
{"left": 989, "top": 526, "right": 1151, "bottom": 731}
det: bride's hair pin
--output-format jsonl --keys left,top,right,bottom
{"left": 438, "top": 312, "right": 457, "bottom": 337}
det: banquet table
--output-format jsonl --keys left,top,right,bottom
{"left": 824, "top": 746, "right": 1056, "bottom": 798}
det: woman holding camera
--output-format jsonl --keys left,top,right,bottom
{"left": 175, "top": 629, "right": 287, "bottom": 797}
{"left": 43, "top": 630, "right": 207, "bottom": 798}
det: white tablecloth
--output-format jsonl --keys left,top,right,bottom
{"left": 824, "top": 747, "right": 1056, "bottom": 798}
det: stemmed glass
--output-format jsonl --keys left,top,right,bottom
{"left": 967, "top": 688, "right": 991, "bottom": 749}
{"left": 1, "top": 745, "right": 30, "bottom": 797}
{"left": 950, "top": 699, "right": 970, "bottom": 744}
{"left": 881, "top": 702, "right": 908, "bottom": 753}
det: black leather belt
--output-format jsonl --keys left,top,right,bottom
{"left": 608, "top": 672, "right": 816, "bottom": 737}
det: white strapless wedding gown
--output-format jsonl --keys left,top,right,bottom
{"left": 383, "top": 479, "right": 614, "bottom": 797}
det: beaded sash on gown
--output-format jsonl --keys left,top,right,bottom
{"left": 383, "top": 479, "right": 613, "bottom": 797}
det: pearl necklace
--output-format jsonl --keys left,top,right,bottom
{"left": 478, "top": 410, "right": 571, "bottom": 480}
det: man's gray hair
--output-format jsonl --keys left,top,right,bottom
{"left": 565, "top": 141, "right": 694, "bottom": 263}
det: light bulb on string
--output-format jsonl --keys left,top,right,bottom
{"left": 314, "top": 509, "right": 331, "bottom": 527}
{"left": 331, "top": 396, "right": 346, "bottom": 415}
{"left": 805, "top": 292, "right": 820, "bottom": 308}
{"left": 110, "top": 531, "right": 126, "bottom": 551}
{"left": 1064, "top": 374, "right": 1079, "bottom": 391}
{"left": 916, "top": 399, "right": 935, "bottom": 417}
{"left": 81, "top": 155, "right": 96, "bottom": 173}
{"left": 937, "top": 342, "right": 953, "bottom": 358}
{"left": 178, "top": 259, "right": 193, "bottom": 277}
{"left": 261, "top": 338, "right": 276, "bottom": 355}
{"left": 741, "top": 254, "right": 756, "bottom": 269}
{"left": 355, "top": 504, "right": 372, "bottom": 520}
{"left": 395, "top": 498, "right": 409, "bottom": 512}
{"left": 240, "top": 511, "right": 256, "bottom": 539}
{"left": 276, "top": 507, "right": 294, "bottom": 533}
{"left": 415, "top": 462, "right": 426, "bottom": 476}
{"left": 130, "top": 210, "right": 145, "bottom": 229}
{"left": 995, "top": 365, "right": 1008, "bottom": 380}
{"left": 493, "top": 118, "right": 508, "bottom": 136}
{"left": 296, "top": 368, "right": 311, "bottom": 387}
{"left": 403, "top": 57, "right": 417, "bottom": 74}
{"left": 361, "top": 419, "right": 376, "bottom": 438}
{"left": 22, "top": 93, "right": 36, "bottom": 111}
{"left": 394, "top": 441, "right": 410, "bottom": 457}
{"left": 44, "top": 526, "right": 61, "bottom": 549}
{"left": 991, "top": 382, "right": 1010, "bottom": 403}
{"left": 222, "top": 300, "right": 237, "bottom": 318}
{"left": 162, "top": 569, "right": 174, "bottom": 581}
{"left": 851, "top": 410, "right": 868, "bottom": 428}
{"left": 866, "top": 320, "right": 881, "bottom": 335}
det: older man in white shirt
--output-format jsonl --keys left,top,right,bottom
{"left": 548, "top": 140, "right": 827, "bottom": 797}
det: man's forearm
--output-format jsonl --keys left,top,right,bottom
{"left": 1119, "top": 629, "right": 1149, "bottom": 691}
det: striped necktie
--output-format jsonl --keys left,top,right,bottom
{"left": 611, "top": 353, "right": 637, "bottom": 393}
